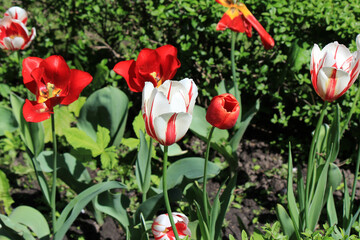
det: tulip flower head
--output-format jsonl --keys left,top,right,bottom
{"left": 22, "top": 55, "right": 93, "bottom": 122}
{"left": 0, "top": 6, "right": 36, "bottom": 50}
{"left": 113, "top": 45, "right": 181, "bottom": 92}
{"left": 310, "top": 38, "right": 360, "bottom": 102}
{"left": 206, "top": 93, "right": 240, "bottom": 129}
{"left": 152, "top": 212, "right": 191, "bottom": 240}
{"left": 215, "top": 0, "right": 274, "bottom": 49}
{"left": 142, "top": 78, "right": 198, "bottom": 146}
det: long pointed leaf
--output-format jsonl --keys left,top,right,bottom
{"left": 287, "top": 143, "right": 300, "bottom": 230}
{"left": 326, "top": 187, "right": 338, "bottom": 227}
{"left": 195, "top": 201, "right": 210, "bottom": 240}
{"left": 276, "top": 204, "right": 295, "bottom": 238}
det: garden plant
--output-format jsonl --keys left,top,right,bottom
{"left": 0, "top": 1, "right": 360, "bottom": 240}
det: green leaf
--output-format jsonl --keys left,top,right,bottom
{"left": 9, "top": 206, "right": 50, "bottom": 239}
{"left": 326, "top": 105, "right": 340, "bottom": 163}
{"left": 42, "top": 105, "right": 75, "bottom": 143}
{"left": 286, "top": 144, "right": 300, "bottom": 231}
{"left": 229, "top": 99, "right": 260, "bottom": 153}
{"left": 0, "top": 170, "right": 14, "bottom": 214}
{"left": 94, "top": 191, "right": 130, "bottom": 231}
{"left": 0, "top": 106, "right": 18, "bottom": 136}
{"left": 214, "top": 175, "right": 236, "bottom": 240}
{"left": 77, "top": 86, "right": 129, "bottom": 147}
{"left": 64, "top": 128, "right": 103, "bottom": 157}
{"left": 342, "top": 172, "right": 350, "bottom": 228}
{"left": 10, "top": 93, "right": 44, "bottom": 157}
{"left": 67, "top": 97, "right": 86, "bottom": 117}
{"left": 209, "top": 187, "right": 221, "bottom": 240}
{"left": 160, "top": 143, "right": 187, "bottom": 157}
{"left": 55, "top": 181, "right": 126, "bottom": 240}
{"left": 326, "top": 187, "right": 338, "bottom": 227}
{"left": 36, "top": 151, "right": 91, "bottom": 193}
{"left": 96, "top": 125, "right": 111, "bottom": 150}
{"left": 133, "top": 111, "right": 146, "bottom": 139}
{"left": 100, "top": 147, "right": 117, "bottom": 169}
{"left": 159, "top": 157, "right": 221, "bottom": 189}
{"left": 276, "top": 204, "right": 295, "bottom": 238}
{"left": 195, "top": 201, "right": 210, "bottom": 240}
{"left": 136, "top": 130, "right": 152, "bottom": 194}
{"left": 0, "top": 214, "right": 34, "bottom": 240}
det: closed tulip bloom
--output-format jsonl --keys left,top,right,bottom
{"left": 0, "top": 7, "right": 35, "bottom": 50}
{"left": 215, "top": 0, "right": 274, "bottom": 49}
{"left": 142, "top": 78, "right": 198, "bottom": 146}
{"left": 310, "top": 39, "right": 360, "bottom": 102}
{"left": 4, "top": 6, "right": 28, "bottom": 24}
{"left": 22, "top": 55, "right": 93, "bottom": 122}
{"left": 152, "top": 212, "right": 191, "bottom": 240}
{"left": 113, "top": 45, "right": 181, "bottom": 92}
{"left": 206, "top": 93, "right": 240, "bottom": 129}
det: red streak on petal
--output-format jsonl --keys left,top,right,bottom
{"left": 325, "top": 69, "right": 338, "bottom": 101}
{"left": 167, "top": 81, "right": 172, "bottom": 101}
{"left": 334, "top": 45, "right": 339, "bottom": 60}
{"left": 186, "top": 81, "right": 193, "bottom": 112}
{"left": 165, "top": 114, "right": 177, "bottom": 146}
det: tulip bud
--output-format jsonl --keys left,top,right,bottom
{"left": 206, "top": 93, "right": 240, "bottom": 129}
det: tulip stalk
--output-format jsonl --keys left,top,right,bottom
{"left": 203, "top": 126, "right": 215, "bottom": 223}
{"left": 50, "top": 114, "right": 58, "bottom": 234}
{"left": 162, "top": 145, "right": 180, "bottom": 240}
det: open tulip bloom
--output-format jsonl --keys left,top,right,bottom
{"left": 142, "top": 78, "right": 198, "bottom": 146}
{"left": 152, "top": 213, "right": 191, "bottom": 240}
{"left": 22, "top": 55, "right": 93, "bottom": 122}
{"left": 310, "top": 39, "right": 360, "bottom": 102}
{"left": 215, "top": 0, "right": 274, "bottom": 49}
{"left": 113, "top": 45, "right": 181, "bottom": 92}
{"left": 0, "top": 6, "right": 36, "bottom": 50}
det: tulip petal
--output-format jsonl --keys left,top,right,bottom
{"left": 317, "top": 67, "right": 350, "bottom": 102}
{"left": 179, "top": 78, "right": 198, "bottom": 114}
{"left": 61, "top": 69, "right": 93, "bottom": 105}
{"left": 22, "top": 56, "right": 43, "bottom": 94}
{"left": 357, "top": 34, "right": 360, "bottom": 50}
{"left": 23, "top": 27, "right": 36, "bottom": 49}
{"left": 216, "top": 9, "right": 248, "bottom": 33}
{"left": 113, "top": 60, "right": 143, "bottom": 92}
{"left": 5, "top": 7, "right": 28, "bottom": 24}
{"left": 41, "top": 55, "right": 71, "bottom": 90}
{"left": 22, "top": 99, "right": 52, "bottom": 122}
{"left": 154, "top": 112, "right": 192, "bottom": 146}
{"left": 136, "top": 48, "right": 161, "bottom": 85}
{"left": 156, "top": 45, "right": 181, "bottom": 82}
{"left": 215, "top": 0, "right": 232, "bottom": 7}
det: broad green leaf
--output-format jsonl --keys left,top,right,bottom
{"left": 0, "top": 170, "right": 14, "bottom": 214}
{"left": 288, "top": 40, "right": 311, "bottom": 72}
{"left": 0, "top": 106, "right": 18, "bottom": 136}
{"left": 287, "top": 144, "right": 300, "bottom": 230}
{"left": 94, "top": 191, "right": 130, "bottom": 230}
{"left": 159, "top": 157, "right": 221, "bottom": 189}
{"left": 67, "top": 97, "right": 86, "bottom": 117}
{"left": 0, "top": 214, "right": 34, "bottom": 240}
{"left": 326, "top": 187, "right": 338, "bottom": 227}
{"left": 229, "top": 99, "right": 260, "bottom": 153}
{"left": 37, "top": 151, "right": 91, "bottom": 193}
{"left": 42, "top": 105, "right": 75, "bottom": 143}
{"left": 100, "top": 147, "right": 117, "bottom": 169}
{"left": 96, "top": 125, "right": 111, "bottom": 150}
{"left": 160, "top": 143, "right": 187, "bottom": 157}
{"left": 136, "top": 130, "right": 152, "bottom": 194}
{"left": 10, "top": 93, "right": 44, "bottom": 157}
{"left": 133, "top": 111, "right": 146, "bottom": 139}
{"left": 314, "top": 124, "right": 329, "bottom": 156}
{"left": 9, "top": 206, "right": 50, "bottom": 239}
{"left": 276, "top": 204, "right": 295, "bottom": 238}
{"left": 55, "top": 181, "right": 126, "bottom": 240}
{"left": 77, "top": 86, "right": 129, "bottom": 147}
{"left": 64, "top": 128, "right": 103, "bottom": 157}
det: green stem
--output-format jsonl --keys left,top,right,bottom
{"left": 305, "top": 101, "right": 328, "bottom": 226}
{"left": 142, "top": 138, "right": 153, "bottom": 202}
{"left": 162, "top": 145, "right": 180, "bottom": 240}
{"left": 340, "top": 80, "right": 360, "bottom": 137}
{"left": 203, "top": 126, "right": 215, "bottom": 224}
{"left": 231, "top": 31, "right": 242, "bottom": 122}
{"left": 50, "top": 114, "right": 58, "bottom": 235}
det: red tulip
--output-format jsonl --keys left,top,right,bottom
{"left": 152, "top": 212, "right": 191, "bottom": 240}
{"left": 215, "top": 0, "right": 274, "bottom": 49}
{"left": 22, "top": 55, "right": 93, "bottom": 122}
{"left": 206, "top": 93, "right": 240, "bottom": 129}
{"left": 113, "top": 45, "right": 181, "bottom": 92}
{"left": 0, "top": 7, "right": 35, "bottom": 50}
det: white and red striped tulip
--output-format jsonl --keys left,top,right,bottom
{"left": 310, "top": 39, "right": 360, "bottom": 102}
{"left": 152, "top": 212, "right": 191, "bottom": 240}
{"left": 142, "top": 78, "right": 198, "bottom": 146}
{"left": 0, "top": 7, "right": 35, "bottom": 50}
{"left": 4, "top": 6, "right": 28, "bottom": 24}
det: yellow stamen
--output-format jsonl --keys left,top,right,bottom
{"left": 236, "top": 3, "right": 252, "bottom": 17}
